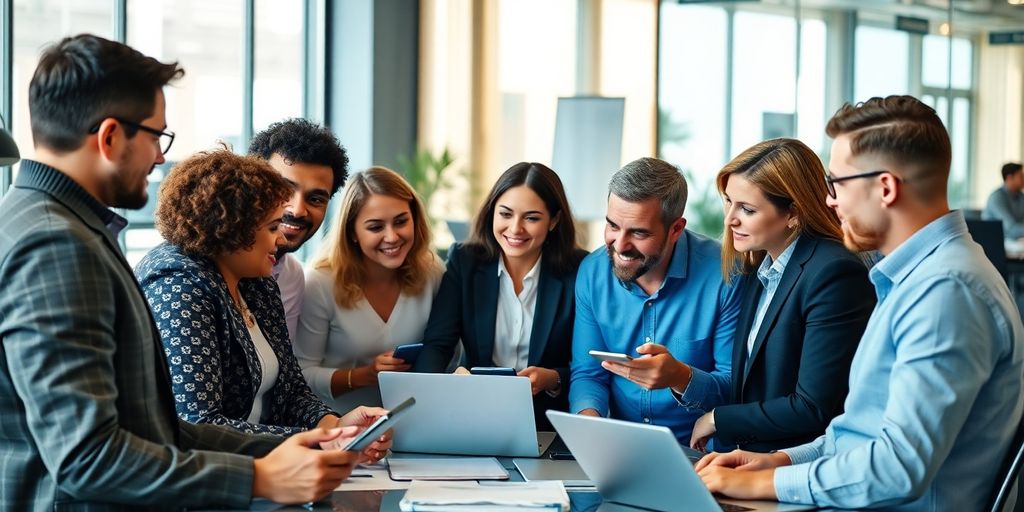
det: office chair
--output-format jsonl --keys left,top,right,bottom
{"left": 966, "top": 219, "right": 1009, "bottom": 282}
{"left": 989, "top": 416, "right": 1024, "bottom": 512}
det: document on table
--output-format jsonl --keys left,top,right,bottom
{"left": 335, "top": 462, "right": 411, "bottom": 491}
{"left": 387, "top": 457, "right": 509, "bottom": 481}
{"left": 399, "top": 480, "right": 569, "bottom": 511}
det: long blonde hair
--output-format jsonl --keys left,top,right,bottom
{"left": 716, "top": 138, "right": 842, "bottom": 282}
{"left": 310, "top": 166, "right": 436, "bottom": 308}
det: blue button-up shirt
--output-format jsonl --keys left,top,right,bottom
{"left": 569, "top": 230, "right": 743, "bottom": 443}
{"left": 774, "top": 211, "right": 1024, "bottom": 510}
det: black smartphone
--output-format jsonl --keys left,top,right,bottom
{"left": 469, "top": 366, "right": 518, "bottom": 377}
{"left": 343, "top": 396, "right": 416, "bottom": 451}
{"left": 392, "top": 343, "right": 424, "bottom": 364}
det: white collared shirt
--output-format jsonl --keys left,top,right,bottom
{"left": 492, "top": 257, "right": 541, "bottom": 370}
{"left": 746, "top": 237, "right": 799, "bottom": 355}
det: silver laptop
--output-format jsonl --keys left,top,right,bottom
{"left": 379, "top": 372, "right": 556, "bottom": 457}
{"left": 546, "top": 411, "right": 816, "bottom": 512}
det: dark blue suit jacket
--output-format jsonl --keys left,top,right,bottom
{"left": 713, "top": 235, "right": 875, "bottom": 452}
{"left": 414, "top": 243, "right": 588, "bottom": 428}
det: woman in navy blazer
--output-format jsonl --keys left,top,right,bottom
{"left": 136, "top": 150, "right": 389, "bottom": 451}
{"left": 413, "top": 162, "right": 587, "bottom": 429}
{"left": 689, "top": 138, "right": 875, "bottom": 453}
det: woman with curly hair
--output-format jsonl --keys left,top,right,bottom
{"left": 294, "top": 167, "right": 444, "bottom": 412}
{"left": 135, "top": 150, "right": 392, "bottom": 452}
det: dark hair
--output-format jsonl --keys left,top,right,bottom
{"left": 825, "top": 95, "right": 951, "bottom": 201}
{"left": 248, "top": 118, "right": 350, "bottom": 194}
{"left": 155, "top": 149, "right": 292, "bottom": 257}
{"left": 1002, "top": 162, "right": 1023, "bottom": 181}
{"left": 29, "top": 34, "right": 183, "bottom": 153}
{"left": 466, "top": 162, "right": 579, "bottom": 275}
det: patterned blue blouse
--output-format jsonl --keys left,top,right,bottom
{"left": 135, "top": 242, "right": 336, "bottom": 436}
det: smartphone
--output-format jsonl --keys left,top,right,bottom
{"left": 469, "top": 366, "right": 518, "bottom": 377}
{"left": 589, "top": 349, "right": 634, "bottom": 364}
{"left": 342, "top": 396, "right": 416, "bottom": 452}
{"left": 392, "top": 343, "right": 424, "bottom": 364}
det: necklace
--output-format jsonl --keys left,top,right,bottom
{"left": 234, "top": 295, "right": 257, "bottom": 329}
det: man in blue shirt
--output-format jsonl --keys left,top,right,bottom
{"left": 983, "top": 162, "right": 1024, "bottom": 239}
{"left": 569, "top": 157, "right": 743, "bottom": 443}
{"left": 697, "top": 95, "right": 1024, "bottom": 510}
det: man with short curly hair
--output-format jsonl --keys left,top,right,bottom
{"left": 249, "top": 119, "right": 349, "bottom": 339}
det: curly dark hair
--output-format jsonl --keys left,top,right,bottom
{"left": 247, "top": 118, "right": 350, "bottom": 194}
{"left": 155, "top": 149, "right": 293, "bottom": 257}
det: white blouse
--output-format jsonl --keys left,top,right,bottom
{"left": 294, "top": 262, "right": 443, "bottom": 411}
{"left": 244, "top": 296, "right": 280, "bottom": 423}
{"left": 492, "top": 257, "right": 541, "bottom": 370}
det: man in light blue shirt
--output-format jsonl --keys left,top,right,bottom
{"left": 696, "top": 95, "right": 1024, "bottom": 510}
{"left": 569, "top": 157, "right": 743, "bottom": 443}
{"left": 983, "top": 162, "right": 1024, "bottom": 239}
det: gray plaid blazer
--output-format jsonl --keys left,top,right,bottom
{"left": 0, "top": 160, "right": 281, "bottom": 512}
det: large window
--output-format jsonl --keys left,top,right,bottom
{"left": 2, "top": 0, "right": 311, "bottom": 265}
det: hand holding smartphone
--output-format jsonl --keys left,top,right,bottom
{"left": 341, "top": 397, "right": 416, "bottom": 451}
{"left": 589, "top": 349, "right": 634, "bottom": 364}
{"left": 392, "top": 343, "right": 424, "bottom": 364}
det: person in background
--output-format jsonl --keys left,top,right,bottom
{"left": 295, "top": 167, "right": 443, "bottom": 412}
{"left": 136, "top": 150, "right": 392, "bottom": 459}
{"left": 688, "top": 138, "right": 874, "bottom": 453}
{"left": 698, "top": 95, "right": 1024, "bottom": 511}
{"left": 569, "top": 157, "right": 743, "bottom": 443}
{"left": 414, "top": 162, "right": 587, "bottom": 429}
{"left": 248, "top": 118, "right": 350, "bottom": 341}
{"left": 0, "top": 33, "right": 368, "bottom": 510}
{"left": 983, "top": 162, "right": 1024, "bottom": 239}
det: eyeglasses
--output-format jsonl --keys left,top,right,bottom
{"left": 89, "top": 117, "right": 175, "bottom": 155}
{"left": 824, "top": 170, "right": 899, "bottom": 199}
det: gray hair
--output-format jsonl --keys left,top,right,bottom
{"left": 608, "top": 157, "right": 688, "bottom": 227}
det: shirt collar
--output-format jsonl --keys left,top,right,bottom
{"left": 497, "top": 255, "right": 542, "bottom": 282}
{"left": 16, "top": 159, "right": 127, "bottom": 237}
{"left": 665, "top": 230, "right": 690, "bottom": 280}
{"left": 756, "top": 235, "right": 799, "bottom": 284}
{"left": 870, "top": 210, "right": 966, "bottom": 294}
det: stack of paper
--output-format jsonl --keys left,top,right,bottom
{"left": 399, "top": 480, "right": 570, "bottom": 511}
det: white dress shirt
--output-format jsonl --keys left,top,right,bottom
{"left": 244, "top": 296, "right": 280, "bottom": 423}
{"left": 492, "top": 257, "right": 541, "bottom": 370}
{"left": 272, "top": 253, "right": 305, "bottom": 342}
{"left": 295, "top": 262, "right": 443, "bottom": 412}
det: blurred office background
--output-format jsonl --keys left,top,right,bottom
{"left": 1, "top": 0, "right": 1022, "bottom": 264}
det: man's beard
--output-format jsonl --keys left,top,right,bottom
{"left": 608, "top": 245, "right": 663, "bottom": 283}
{"left": 842, "top": 216, "right": 883, "bottom": 253}
{"left": 276, "top": 213, "right": 314, "bottom": 258}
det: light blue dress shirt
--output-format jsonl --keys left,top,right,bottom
{"left": 746, "top": 238, "right": 798, "bottom": 355}
{"left": 983, "top": 186, "right": 1024, "bottom": 239}
{"left": 569, "top": 230, "right": 743, "bottom": 443}
{"left": 773, "top": 211, "right": 1024, "bottom": 510}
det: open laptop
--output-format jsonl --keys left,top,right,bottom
{"left": 547, "top": 411, "right": 815, "bottom": 512}
{"left": 379, "top": 372, "right": 556, "bottom": 457}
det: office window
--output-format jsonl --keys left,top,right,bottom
{"left": 11, "top": 0, "right": 113, "bottom": 178}
{"left": 854, "top": 25, "right": 909, "bottom": 101}
{"left": 496, "top": 0, "right": 576, "bottom": 169}
{"left": 923, "top": 35, "right": 972, "bottom": 90}
{"left": 254, "top": 0, "right": 303, "bottom": 132}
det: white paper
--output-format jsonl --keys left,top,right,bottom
{"left": 399, "top": 480, "right": 569, "bottom": 511}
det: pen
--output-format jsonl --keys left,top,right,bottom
{"left": 348, "top": 473, "right": 373, "bottom": 478}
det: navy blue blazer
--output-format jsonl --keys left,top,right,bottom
{"left": 136, "top": 242, "right": 336, "bottom": 436}
{"left": 414, "top": 243, "right": 588, "bottom": 429}
{"left": 713, "top": 235, "right": 875, "bottom": 452}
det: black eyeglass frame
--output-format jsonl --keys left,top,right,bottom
{"left": 88, "top": 117, "right": 175, "bottom": 155}
{"left": 824, "top": 169, "right": 899, "bottom": 199}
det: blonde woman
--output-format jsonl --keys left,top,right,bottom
{"left": 295, "top": 167, "right": 443, "bottom": 412}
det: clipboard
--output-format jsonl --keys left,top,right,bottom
{"left": 386, "top": 457, "right": 509, "bottom": 481}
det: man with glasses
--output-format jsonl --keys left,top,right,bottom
{"left": 696, "top": 95, "right": 1024, "bottom": 510}
{"left": 248, "top": 119, "right": 349, "bottom": 341}
{"left": 0, "top": 34, "right": 374, "bottom": 510}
